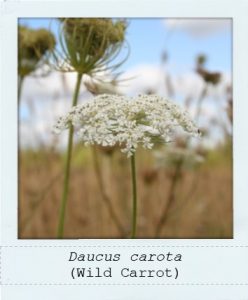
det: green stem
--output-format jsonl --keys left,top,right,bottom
{"left": 57, "top": 73, "right": 83, "bottom": 238}
{"left": 18, "top": 75, "right": 24, "bottom": 103}
{"left": 130, "top": 154, "right": 137, "bottom": 239}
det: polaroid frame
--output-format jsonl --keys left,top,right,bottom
{"left": 0, "top": 0, "right": 248, "bottom": 299}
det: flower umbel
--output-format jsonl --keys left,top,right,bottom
{"left": 53, "top": 94, "right": 200, "bottom": 157}
{"left": 18, "top": 25, "right": 56, "bottom": 77}
{"left": 53, "top": 18, "right": 127, "bottom": 75}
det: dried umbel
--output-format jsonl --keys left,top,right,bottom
{"left": 53, "top": 94, "right": 200, "bottom": 157}
{"left": 54, "top": 18, "right": 127, "bottom": 75}
{"left": 195, "top": 54, "right": 221, "bottom": 86}
{"left": 196, "top": 68, "right": 221, "bottom": 85}
{"left": 196, "top": 54, "right": 207, "bottom": 68}
{"left": 18, "top": 25, "right": 56, "bottom": 77}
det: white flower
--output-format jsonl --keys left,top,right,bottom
{"left": 53, "top": 94, "right": 200, "bottom": 157}
{"left": 154, "top": 147, "right": 205, "bottom": 169}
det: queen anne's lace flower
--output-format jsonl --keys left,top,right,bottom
{"left": 53, "top": 94, "right": 200, "bottom": 157}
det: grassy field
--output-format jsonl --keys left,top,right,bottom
{"left": 18, "top": 142, "right": 232, "bottom": 239}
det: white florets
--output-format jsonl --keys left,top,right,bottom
{"left": 53, "top": 94, "right": 200, "bottom": 157}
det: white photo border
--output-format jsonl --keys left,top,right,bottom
{"left": 1, "top": 0, "right": 248, "bottom": 296}
{"left": 1, "top": 0, "right": 247, "bottom": 245}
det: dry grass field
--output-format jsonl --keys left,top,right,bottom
{"left": 19, "top": 142, "right": 232, "bottom": 239}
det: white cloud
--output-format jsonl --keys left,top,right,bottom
{"left": 19, "top": 65, "right": 231, "bottom": 149}
{"left": 119, "top": 64, "right": 231, "bottom": 99}
{"left": 19, "top": 72, "right": 93, "bottom": 149}
{"left": 164, "top": 19, "right": 231, "bottom": 37}
{"left": 119, "top": 64, "right": 168, "bottom": 96}
{"left": 21, "top": 71, "right": 87, "bottom": 100}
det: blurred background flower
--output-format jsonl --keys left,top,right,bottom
{"left": 18, "top": 25, "right": 56, "bottom": 101}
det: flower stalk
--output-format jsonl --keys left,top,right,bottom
{"left": 57, "top": 72, "right": 82, "bottom": 238}
{"left": 155, "top": 157, "right": 183, "bottom": 237}
{"left": 91, "top": 145, "right": 126, "bottom": 236}
{"left": 130, "top": 153, "right": 137, "bottom": 239}
{"left": 18, "top": 75, "right": 24, "bottom": 103}
{"left": 54, "top": 19, "right": 128, "bottom": 238}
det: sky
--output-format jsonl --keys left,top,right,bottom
{"left": 19, "top": 18, "right": 232, "bottom": 73}
{"left": 18, "top": 18, "right": 232, "bottom": 149}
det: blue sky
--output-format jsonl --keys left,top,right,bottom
{"left": 19, "top": 18, "right": 232, "bottom": 75}
{"left": 19, "top": 18, "right": 232, "bottom": 148}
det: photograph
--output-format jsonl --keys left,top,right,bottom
{"left": 18, "top": 17, "right": 233, "bottom": 239}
